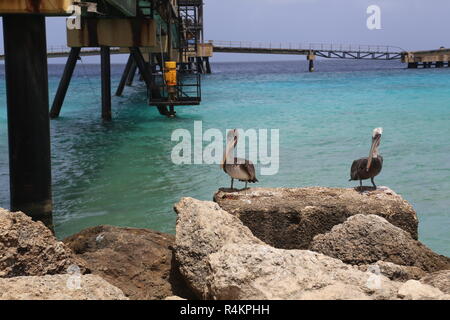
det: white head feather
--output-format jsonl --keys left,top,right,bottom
{"left": 372, "top": 127, "right": 383, "bottom": 138}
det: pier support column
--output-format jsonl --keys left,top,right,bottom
{"left": 101, "top": 46, "right": 112, "bottom": 121}
{"left": 116, "top": 54, "right": 134, "bottom": 96}
{"left": 126, "top": 60, "right": 137, "bottom": 86}
{"left": 130, "top": 47, "right": 171, "bottom": 117}
{"left": 205, "top": 57, "right": 212, "bottom": 74}
{"left": 50, "top": 47, "right": 81, "bottom": 118}
{"left": 436, "top": 61, "right": 444, "bottom": 68}
{"left": 196, "top": 57, "right": 205, "bottom": 74}
{"left": 2, "top": 15, "right": 53, "bottom": 230}
{"left": 307, "top": 53, "right": 316, "bottom": 72}
{"left": 407, "top": 62, "right": 418, "bottom": 69}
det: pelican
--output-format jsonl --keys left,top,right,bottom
{"left": 221, "top": 129, "right": 258, "bottom": 190}
{"left": 349, "top": 128, "right": 383, "bottom": 189}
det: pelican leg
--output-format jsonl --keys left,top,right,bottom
{"left": 231, "top": 178, "right": 234, "bottom": 190}
{"left": 371, "top": 177, "right": 377, "bottom": 189}
{"left": 245, "top": 181, "right": 248, "bottom": 189}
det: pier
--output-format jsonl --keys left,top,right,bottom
{"left": 0, "top": 0, "right": 207, "bottom": 229}
{"left": 4, "top": 41, "right": 450, "bottom": 73}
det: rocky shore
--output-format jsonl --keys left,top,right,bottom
{"left": 0, "top": 187, "right": 448, "bottom": 300}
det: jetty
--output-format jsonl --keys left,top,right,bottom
{"left": 0, "top": 0, "right": 208, "bottom": 230}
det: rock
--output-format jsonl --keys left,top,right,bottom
{"left": 64, "top": 225, "right": 194, "bottom": 300}
{"left": 207, "top": 244, "right": 399, "bottom": 300}
{"left": 397, "top": 280, "right": 448, "bottom": 300}
{"left": 420, "top": 270, "right": 450, "bottom": 294}
{"left": 174, "top": 197, "right": 264, "bottom": 298}
{"left": 358, "top": 261, "right": 427, "bottom": 282}
{"left": 310, "top": 214, "right": 450, "bottom": 273}
{"left": 174, "top": 197, "right": 449, "bottom": 300}
{"left": 0, "top": 274, "right": 128, "bottom": 300}
{"left": 214, "top": 187, "right": 418, "bottom": 249}
{"left": 165, "top": 296, "right": 186, "bottom": 300}
{"left": 0, "top": 208, "right": 88, "bottom": 278}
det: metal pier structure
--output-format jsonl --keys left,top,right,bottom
{"left": 0, "top": 0, "right": 208, "bottom": 230}
{"left": 6, "top": 41, "right": 450, "bottom": 73}
{"left": 210, "top": 41, "right": 450, "bottom": 71}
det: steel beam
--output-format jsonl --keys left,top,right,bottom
{"left": 50, "top": 47, "right": 81, "bottom": 118}
{"left": 116, "top": 54, "right": 134, "bottom": 96}
{"left": 101, "top": 46, "right": 112, "bottom": 121}
{"left": 2, "top": 15, "right": 53, "bottom": 230}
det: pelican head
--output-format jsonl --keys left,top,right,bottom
{"left": 227, "top": 128, "right": 239, "bottom": 146}
{"left": 221, "top": 129, "right": 239, "bottom": 168}
{"left": 367, "top": 127, "right": 383, "bottom": 171}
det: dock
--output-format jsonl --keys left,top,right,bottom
{"left": 4, "top": 41, "right": 449, "bottom": 73}
{"left": 0, "top": 0, "right": 208, "bottom": 230}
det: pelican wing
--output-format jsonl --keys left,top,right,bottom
{"left": 243, "top": 159, "right": 258, "bottom": 183}
{"left": 350, "top": 158, "right": 368, "bottom": 180}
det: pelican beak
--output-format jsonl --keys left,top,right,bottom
{"left": 366, "top": 135, "right": 380, "bottom": 171}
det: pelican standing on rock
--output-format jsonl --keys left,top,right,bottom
{"left": 349, "top": 128, "right": 384, "bottom": 189}
{"left": 221, "top": 129, "right": 258, "bottom": 190}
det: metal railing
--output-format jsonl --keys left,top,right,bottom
{"left": 149, "top": 73, "right": 201, "bottom": 106}
{"left": 0, "top": 46, "right": 122, "bottom": 57}
{"left": 209, "top": 40, "right": 405, "bottom": 53}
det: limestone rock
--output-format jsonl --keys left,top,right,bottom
{"left": 397, "top": 280, "right": 448, "bottom": 300}
{"left": 207, "top": 244, "right": 399, "bottom": 300}
{"left": 64, "top": 225, "right": 194, "bottom": 300}
{"left": 0, "top": 208, "right": 88, "bottom": 278}
{"left": 214, "top": 187, "right": 418, "bottom": 249}
{"left": 165, "top": 296, "right": 186, "bottom": 300}
{"left": 358, "top": 261, "right": 427, "bottom": 281}
{"left": 174, "top": 197, "right": 264, "bottom": 298}
{"left": 174, "top": 198, "right": 448, "bottom": 300}
{"left": 420, "top": 270, "right": 450, "bottom": 294}
{"left": 310, "top": 214, "right": 450, "bottom": 272}
{"left": 0, "top": 274, "right": 128, "bottom": 300}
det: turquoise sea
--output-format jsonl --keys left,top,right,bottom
{"left": 0, "top": 59, "right": 449, "bottom": 256}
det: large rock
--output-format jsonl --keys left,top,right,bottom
{"left": 174, "top": 197, "right": 263, "bottom": 298}
{"left": 174, "top": 198, "right": 447, "bottom": 300}
{"left": 420, "top": 270, "right": 450, "bottom": 294}
{"left": 214, "top": 187, "right": 418, "bottom": 249}
{"left": 207, "top": 244, "right": 399, "bottom": 300}
{"left": 64, "top": 225, "right": 194, "bottom": 300}
{"left": 358, "top": 261, "right": 427, "bottom": 282}
{"left": 310, "top": 214, "right": 450, "bottom": 273}
{"left": 0, "top": 274, "right": 127, "bottom": 300}
{"left": 397, "top": 280, "right": 448, "bottom": 300}
{"left": 0, "top": 208, "right": 88, "bottom": 278}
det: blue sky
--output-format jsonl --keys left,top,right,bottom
{"left": 0, "top": 0, "right": 449, "bottom": 63}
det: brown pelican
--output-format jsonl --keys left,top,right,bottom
{"left": 221, "top": 129, "right": 258, "bottom": 189}
{"left": 349, "top": 128, "right": 383, "bottom": 189}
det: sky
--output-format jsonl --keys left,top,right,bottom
{"left": 0, "top": 0, "right": 449, "bottom": 63}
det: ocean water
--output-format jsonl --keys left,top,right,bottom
{"left": 0, "top": 59, "right": 449, "bottom": 256}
